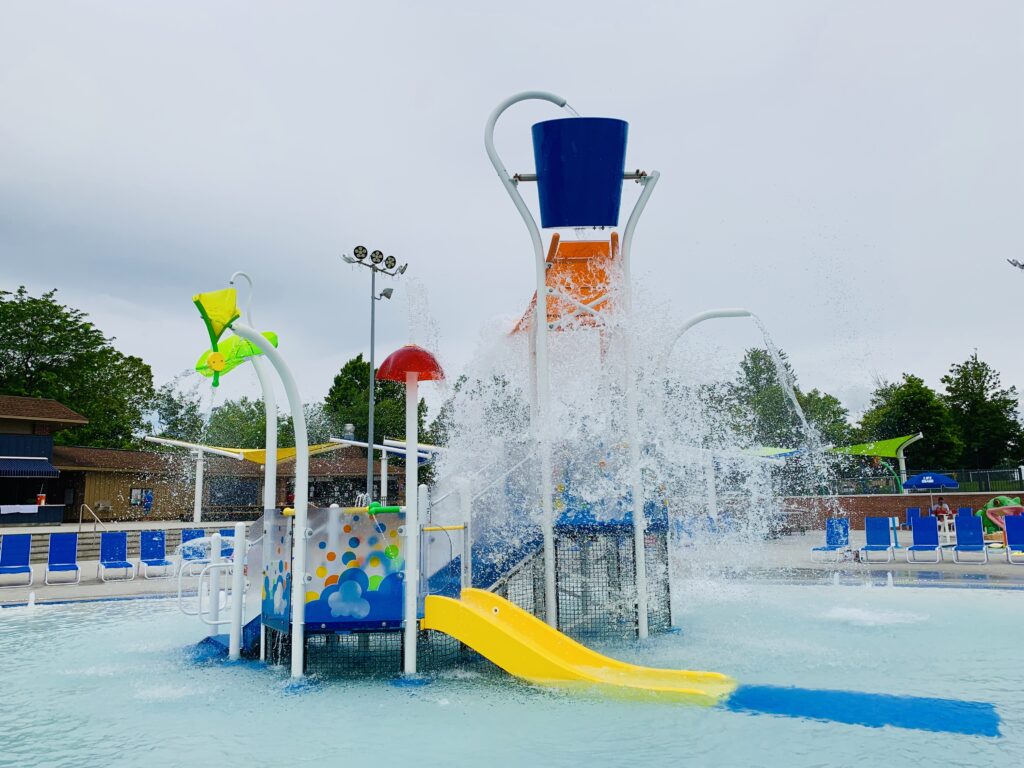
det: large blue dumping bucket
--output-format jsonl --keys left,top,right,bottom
{"left": 532, "top": 117, "right": 629, "bottom": 229}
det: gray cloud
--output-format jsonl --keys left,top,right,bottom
{"left": 2, "top": 1, "right": 1022, "bottom": 415}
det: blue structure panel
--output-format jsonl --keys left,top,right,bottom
{"left": 302, "top": 509, "right": 406, "bottom": 630}
{"left": 262, "top": 509, "right": 292, "bottom": 629}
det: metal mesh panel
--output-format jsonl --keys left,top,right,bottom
{"left": 265, "top": 626, "right": 484, "bottom": 678}
{"left": 555, "top": 529, "right": 638, "bottom": 639}
{"left": 645, "top": 531, "right": 672, "bottom": 633}
{"left": 490, "top": 527, "right": 672, "bottom": 641}
{"left": 491, "top": 545, "right": 546, "bottom": 617}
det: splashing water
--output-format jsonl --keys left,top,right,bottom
{"left": 425, "top": 262, "right": 842, "bottom": 586}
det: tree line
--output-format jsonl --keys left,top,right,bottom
{"left": 728, "top": 348, "right": 1022, "bottom": 471}
{"left": 2, "top": 286, "right": 1021, "bottom": 472}
{"left": 0, "top": 287, "right": 423, "bottom": 453}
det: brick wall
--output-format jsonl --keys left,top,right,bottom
{"left": 783, "top": 492, "right": 1015, "bottom": 530}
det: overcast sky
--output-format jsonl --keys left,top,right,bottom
{"left": 2, "top": 1, "right": 1022, "bottom": 422}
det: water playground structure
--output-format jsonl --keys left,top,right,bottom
{"left": 168, "top": 92, "right": 1000, "bottom": 735}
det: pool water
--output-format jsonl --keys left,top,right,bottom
{"left": 0, "top": 582, "right": 1021, "bottom": 767}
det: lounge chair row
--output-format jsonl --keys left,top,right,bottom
{"left": 813, "top": 515, "right": 1024, "bottom": 564}
{"left": 0, "top": 528, "right": 241, "bottom": 588}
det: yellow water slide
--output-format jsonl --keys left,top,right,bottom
{"left": 421, "top": 589, "right": 736, "bottom": 705}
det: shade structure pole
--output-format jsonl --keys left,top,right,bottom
{"left": 402, "top": 373, "right": 420, "bottom": 675}
{"left": 485, "top": 91, "right": 568, "bottom": 628}
{"left": 381, "top": 448, "right": 389, "bottom": 507}
{"left": 230, "top": 321, "right": 308, "bottom": 678}
{"left": 193, "top": 451, "right": 204, "bottom": 524}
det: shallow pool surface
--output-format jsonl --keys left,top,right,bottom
{"left": 0, "top": 582, "right": 1021, "bottom": 767}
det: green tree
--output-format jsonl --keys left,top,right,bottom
{"left": 857, "top": 375, "right": 962, "bottom": 468}
{"left": 941, "top": 352, "right": 1022, "bottom": 467}
{"left": 728, "top": 348, "right": 852, "bottom": 447}
{"left": 205, "top": 397, "right": 270, "bottom": 448}
{"left": 0, "top": 287, "right": 154, "bottom": 447}
{"left": 152, "top": 378, "right": 205, "bottom": 443}
{"left": 324, "top": 354, "right": 426, "bottom": 445}
{"left": 797, "top": 389, "right": 853, "bottom": 446}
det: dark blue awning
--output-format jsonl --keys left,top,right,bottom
{"left": 0, "top": 457, "right": 60, "bottom": 478}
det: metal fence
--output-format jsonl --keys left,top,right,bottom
{"left": 834, "top": 467, "right": 1024, "bottom": 496}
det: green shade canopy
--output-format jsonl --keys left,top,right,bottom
{"left": 830, "top": 434, "right": 921, "bottom": 459}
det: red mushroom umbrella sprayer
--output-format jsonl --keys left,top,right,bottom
{"left": 376, "top": 344, "right": 445, "bottom": 674}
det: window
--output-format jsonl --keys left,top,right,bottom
{"left": 130, "top": 488, "right": 153, "bottom": 507}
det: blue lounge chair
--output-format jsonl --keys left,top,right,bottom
{"left": 907, "top": 515, "right": 942, "bottom": 563}
{"left": 180, "top": 528, "right": 208, "bottom": 574}
{"left": 140, "top": 530, "right": 174, "bottom": 578}
{"left": 0, "top": 534, "right": 33, "bottom": 588}
{"left": 98, "top": 531, "right": 135, "bottom": 581}
{"left": 1005, "top": 515, "right": 1024, "bottom": 565}
{"left": 860, "top": 517, "right": 894, "bottom": 563}
{"left": 905, "top": 507, "right": 922, "bottom": 530}
{"left": 45, "top": 533, "right": 80, "bottom": 585}
{"left": 956, "top": 506, "right": 973, "bottom": 517}
{"left": 952, "top": 514, "right": 988, "bottom": 564}
{"left": 812, "top": 518, "right": 849, "bottom": 555}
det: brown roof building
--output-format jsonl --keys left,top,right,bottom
{"left": 1, "top": 395, "right": 387, "bottom": 523}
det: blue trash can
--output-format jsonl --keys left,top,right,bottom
{"left": 531, "top": 117, "right": 629, "bottom": 229}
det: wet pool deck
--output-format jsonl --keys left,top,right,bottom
{"left": 2, "top": 530, "right": 1022, "bottom": 608}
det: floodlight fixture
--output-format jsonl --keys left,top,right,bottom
{"left": 370, "top": 249, "right": 384, "bottom": 264}
{"left": 342, "top": 254, "right": 357, "bottom": 264}
{"left": 379, "top": 288, "right": 394, "bottom": 300}
{"left": 397, "top": 263, "right": 408, "bottom": 275}
{"left": 384, "top": 254, "right": 397, "bottom": 270}
{"left": 354, "top": 245, "right": 368, "bottom": 260}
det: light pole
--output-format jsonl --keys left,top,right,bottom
{"left": 342, "top": 246, "right": 408, "bottom": 501}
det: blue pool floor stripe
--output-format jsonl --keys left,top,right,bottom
{"left": 724, "top": 685, "right": 1000, "bottom": 737}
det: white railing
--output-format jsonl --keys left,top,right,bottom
{"left": 77, "top": 504, "right": 109, "bottom": 535}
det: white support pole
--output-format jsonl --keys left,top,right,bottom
{"left": 703, "top": 451, "right": 720, "bottom": 521}
{"left": 402, "top": 374, "right": 420, "bottom": 675}
{"left": 459, "top": 480, "right": 472, "bottom": 590}
{"left": 250, "top": 356, "right": 275, "bottom": 665}
{"left": 620, "top": 172, "right": 660, "bottom": 640}
{"left": 251, "top": 357, "right": 278, "bottom": 511}
{"left": 208, "top": 533, "right": 222, "bottom": 637}
{"left": 485, "top": 91, "right": 567, "bottom": 628}
{"left": 230, "top": 321, "right": 309, "bottom": 679}
{"left": 380, "top": 449, "right": 389, "bottom": 507}
{"left": 228, "top": 522, "right": 246, "bottom": 660}
{"left": 193, "top": 451, "right": 205, "bottom": 524}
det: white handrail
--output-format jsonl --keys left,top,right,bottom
{"left": 77, "top": 504, "right": 109, "bottom": 536}
{"left": 197, "top": 562, "right": 235, "bottom": 627}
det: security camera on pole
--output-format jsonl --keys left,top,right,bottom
{"left": 341, "top": 246, "right": 409, "bottom": 502}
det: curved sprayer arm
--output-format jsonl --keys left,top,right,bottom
{"left": 228, "top": 271, "right": 277, "bottom": 510}
{"left": 658, "top": 308, "right": 755, "bottom": 370}
{"left": 484, "top": 91, "right": 569, "bottom": 258}
{"left": 229, "top": 271, "right": 256, "bottom": 325}
{"left": 620, "top": 170, "right": 660, "bottom": 294}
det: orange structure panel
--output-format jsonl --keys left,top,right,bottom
{"left": 513, "top": 232, "right": 619, "bottom": 334}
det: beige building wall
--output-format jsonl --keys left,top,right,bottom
{"left": 82, "top": 471, "right": 193, "bottom": 521}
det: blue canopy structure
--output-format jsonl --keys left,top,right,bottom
{"left": 902, "top": 472, "right": 959, "bottom": 491}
